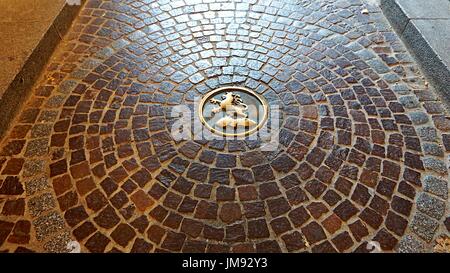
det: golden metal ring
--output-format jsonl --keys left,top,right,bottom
{"left": 198, "top": 86, "right": 269, "bottom": 137}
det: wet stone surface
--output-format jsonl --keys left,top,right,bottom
{"left": 0, "top": 0, "right": 449, "bottom": 253}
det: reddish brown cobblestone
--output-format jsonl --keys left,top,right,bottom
{"left": 0, "top": 0, "right": 448, "bottom": 253}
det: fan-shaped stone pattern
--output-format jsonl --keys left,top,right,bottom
{"left": 0, "top": 0, "right": 448, "bottom": 253}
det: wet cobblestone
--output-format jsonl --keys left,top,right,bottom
{"left": 0, "top": 0, "right": 449, "bottom": 253}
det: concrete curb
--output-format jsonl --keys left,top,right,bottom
{"left": 381, "top": 0, "right": 450, "bottom": 104}
{"left": 0, "top": 1, "right": 85, "bottom": 139}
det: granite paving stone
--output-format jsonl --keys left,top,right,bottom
{"left": 0, "top": 0, "right": 448, "bottom": 253}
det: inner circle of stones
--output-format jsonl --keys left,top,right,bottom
{"left": 45, "top": 0, "right": 425, "bottom": 252}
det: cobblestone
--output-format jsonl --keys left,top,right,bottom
{"left": 416, "top": 193, "right": 446, "bottom": 220}
{"left": 423, "top": 175, "right": 448, "bottom": 199}
{"left": 28, "top": 193, "right": 56, "bottom": 217}
{"left": 398, "top": 234, "right": 426, "bottom": 253}
{"left": 411, "top": 212, "right": 439, "bottom": 242}
{"left": 0, "top": 0, "right": 448, "bottom": 253}
{"left": 422, "top": 158, "right": 448, "bottom": 174}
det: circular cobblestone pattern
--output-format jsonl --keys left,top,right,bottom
{"left": 199, "top": 86, "right": 268, "bottom": 137}
{"left": 0, "top": 0, "right": 449, "bottom": 253}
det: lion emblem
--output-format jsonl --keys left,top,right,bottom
{"left": 209, "top": 92, "right": 257, "bottom": 129}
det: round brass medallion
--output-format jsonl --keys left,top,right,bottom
{"left": 198, "top": 86, "right": 268, "bottom": 137}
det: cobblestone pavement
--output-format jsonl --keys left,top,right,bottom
{"left": 0, "top": 0, "right": 449, "bottom": 253}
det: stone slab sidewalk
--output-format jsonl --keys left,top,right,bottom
{"left": 381, "top": 0, "right": 450, "bottom": 104}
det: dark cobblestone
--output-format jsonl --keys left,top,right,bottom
{"left": 0, "top": 0, "right": 448, "bottom": 253}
